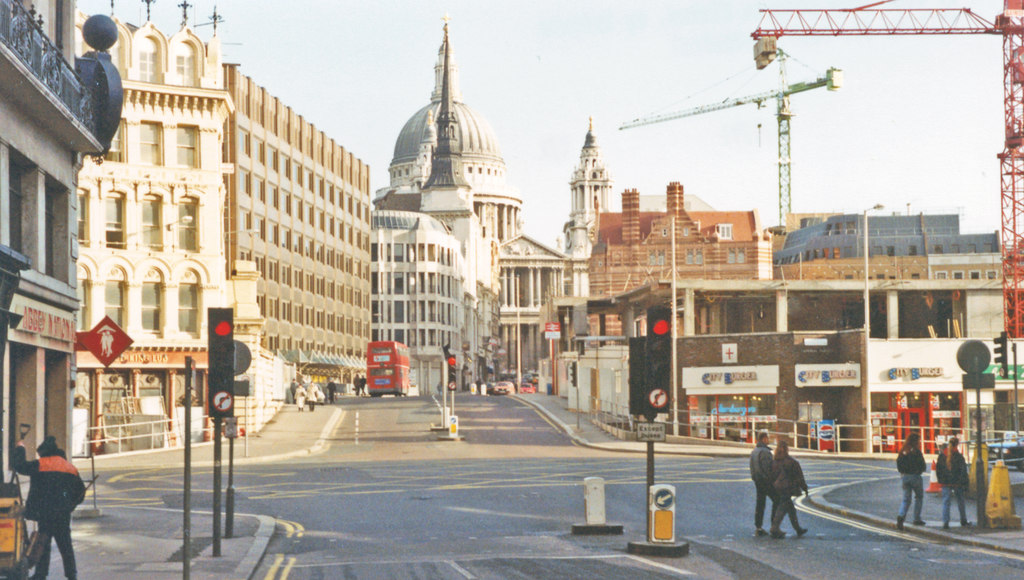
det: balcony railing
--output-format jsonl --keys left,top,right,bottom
{"left": 0, "top": 0, "right": 93, "bottom": 132}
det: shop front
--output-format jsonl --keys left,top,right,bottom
{"left": 76, "top": 348, "right": 209, "bottom": 454}
{"left": 794, "top": 363, "right": 861, "bottom": 451}
{"left": 682, "top": 365, "right": 779, "bottom": 442}
{"left": 869, "top": 340, "right": 967, "bottom": 454}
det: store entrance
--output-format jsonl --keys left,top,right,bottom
{"left": 898, "top": 408, "right": 926, "bottom": 451}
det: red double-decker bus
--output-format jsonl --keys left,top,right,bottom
{"left": 366, "top": 341, "right": 411, "bottom": 397}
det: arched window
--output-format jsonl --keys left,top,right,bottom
{"left": 141, "top": 275, "right": 162, "bottom": 332}
{"left": 105, "top": 278, "right": 126, "bottom": 327}
{"left": 177, "top": 199, "right": 198, "bottom": 251}
{"left": 178, "top": 272, "right": 199, "bottom": 335}
{"left": 141, "top": 196, "right": 162, "bottom": 249}
{"left": 176, "top": 43, "right": 196, "bottom": 86}
{"left": 138, "top": 37, "right": 158, "bottom": 82}
{"left": 105, "top": 194, "right": 126, "bottom": 249}
{"left": 76, "top": 279, "right": 89, "bottom": 331}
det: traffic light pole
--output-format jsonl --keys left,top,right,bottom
{"left": 183, "top": 357, "right": 193, "bottom": 580}
{"left": 212, "top": 416, "right": 222, "bottom": 557}
{"left": 1015, "top": 342, "right": 1020, "bottom": 433}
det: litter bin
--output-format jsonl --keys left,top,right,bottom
{"left": 546, "top": 382, "right": 552, "bottom": 395}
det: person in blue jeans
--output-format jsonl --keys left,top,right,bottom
{"left": 935, "top": 436, "right": 971, "bottom": 529}
{"left": 895, "top": 432, "right": 926, "bottom": 530}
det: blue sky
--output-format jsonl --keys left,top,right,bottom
{"left": 81, "top": 0, "right": 1006, "bottom": 246}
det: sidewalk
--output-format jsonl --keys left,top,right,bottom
{"left": 67, "top": 401, "right": 345, "bottom": 580}
{"left": 514, "top": 392, "right": 1024, "bottom": 557}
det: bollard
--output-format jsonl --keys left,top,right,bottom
{"left": 986, "top": 460, "right": 1022, "bottom": 529}
{"left": 968, "top": 441, "right": 989, "bottom": 498}
{"left": 649, "top": 484, "right": 676, "bottom": 543}
{"left": 571, "top": 477, "right": 622, "bottom": 535}
{"left": 584, "top": 477, "right": 606, "bottom": 525}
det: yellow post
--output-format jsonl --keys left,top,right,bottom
{"left": 968, "top": 441, "right": 989, "bottom": 498}
{"left": 986, "top": 460, "right": 1022, "bottom": 529}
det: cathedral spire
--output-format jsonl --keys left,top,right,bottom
{"left": 425, "top": 20, "right": 469, "bottom": 189}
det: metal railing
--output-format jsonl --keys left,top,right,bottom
{"left": 86, "top": 416, "right": 213, "bottom": 455}
{"left": 0, "top": 0, "right": 93, "bottom": 131}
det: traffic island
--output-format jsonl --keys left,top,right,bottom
{"left": 571, "top": 523, "right": 623, "bottom": 535}
{"left": 627, "top": 540, "right": 689, "bottom": 557}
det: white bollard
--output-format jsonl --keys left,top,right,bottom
{"left": 584, "top": 477, "right": 607, "bottom": 526}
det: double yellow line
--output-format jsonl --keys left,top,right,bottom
{"left": 263, "top": 553, "right": 296, "bottom": 580}
{"left": 278, "top": 518, "right": 305, "bottom": 538}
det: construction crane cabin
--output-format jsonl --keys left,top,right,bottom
{"left": 750, "top": 1, "right": 1024, "bottom": 337}
{"left": 619, "top": 49, "right": 841, "bottom": 228}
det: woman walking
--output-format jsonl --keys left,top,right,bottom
{"left": 896, "top": 432, "right": 927, "bottom": 530}
{"left": 935, "top": 436, "right": 971, "bottom": 529}
{"left": 769, "top": 440, "right": 809, "bottom": 539}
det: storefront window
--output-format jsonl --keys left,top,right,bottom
{"left": 691, "top": 394, "right": 777, "bottom": 442}
{"left": 139, "top": 372, "right": 163, "bottom": 399}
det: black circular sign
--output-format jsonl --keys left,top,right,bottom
{"left": 956, "top": 340, "right": 990, "bottom": 374}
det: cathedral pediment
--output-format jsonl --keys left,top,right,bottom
{"left": 500, "top": 235, "right": 566, "bottom": 260}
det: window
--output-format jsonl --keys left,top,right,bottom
{"left": 105, "top": 281, "right": 126, "bottom": 327}
{"left": 77, "top": 193, "right": 88, "bottom": 243}
{"left": 138, "top": 37, "right": 158, "bottom": 82}
{"left": 176, "top": 45, "right": 196, "bottom": 86}
{"left": 141, "top": 197, "right": 161, "bottom": 249}
{"left": 178, "top": 282, "right": 198, "bottom": 334}
{"left": 716, "top": 223, "right": 733, "bottom": 240}
{"left": 76, "top": 280, "right": 89, "bottom": 331}
{"left": 953, "top": 271, "right": 964, "bottom": 280}
{"left": 988, "top": 270, "right": 999, "bottom": 280}
{"left": 105, "top": 121, "right": 125, "bottom": 163}
{"left": 970, "top": 271, "right": 981, "bottom": 280}
{"left": 728, "top": 249, "right": 737, "bottom": 264}
{"left": 737, "top": 248, "right": 746, "bottom": 263}
{"left": 178, "top": 200, "right": 198, "bottom": 251}
{"left": 142, "top": 280, "right": 161, "bottom": 331}
{"left": 177, "top": 126, "right": 198, "bottom": 167}
{"left": 105, "top": 196, "right": 125, "bottom": 248}
{"left": 140, "top": 122, "right": 162, "bottom": 165}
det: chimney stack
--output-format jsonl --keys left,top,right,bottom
{"left": 623, "top": 188, "right": 640, "bottom": 245}
{"left": 666, "top": 181, "right": 684, "bottom": 222}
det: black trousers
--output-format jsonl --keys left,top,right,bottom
{"left": 754, "top": 480, "right": 777, "bottom": 529}
{"left": 771, "top": 495, "right": 800, "bottom": 531}
{"left": 35, "top": 517, "right": 76, "bottom": 579}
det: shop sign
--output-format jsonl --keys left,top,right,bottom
{"left": 118, "top": 352, "right": 171, "bottom": 364}
{"left": 10, "top": 295, "right": 75, "bottom": 344}
{"left": 887, "top": 367, "right": 944, "bottom": 380}
{"left": 870, "top": 411, "right": 898, "bottom": 419}
{"left": 690, "top": 415, "right": 714, "bottom": 424}
{"left": 932, "top": 410, "right": 961, "bottom": 419}
{"left": 702, "top": 371, "right": 757, "bottom": 385}
{"left": 795, "top": 364, "right": 860, "bottom": 387}
{"left": 684, "top": 365, "right": 779, "bottom": 393}
{"left": 714, "top": 403, "right": 756, "bottom": 415}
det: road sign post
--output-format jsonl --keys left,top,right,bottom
{"left": 958, "top": 339, "right": 995, "bottom": 529}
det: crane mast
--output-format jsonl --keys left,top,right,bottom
{"left": 620, "top": 50, "right": 841, "bottom": 225}
{"left": 752, "top": 3, "right": 1024, "bottom": 338}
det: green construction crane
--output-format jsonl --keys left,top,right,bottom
{"left": 620, "top": 49, "right": 841, "bottom": 226}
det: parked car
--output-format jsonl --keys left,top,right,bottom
{"left": 491, "top": 381, "right": 515, "bottom": 395}
{"left": 519, "top": 382, "right": 536, "bottom": 394}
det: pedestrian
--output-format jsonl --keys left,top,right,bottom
{"left": 327, "top": 380, "right": 337, "bottom": 404}
{"left": 896, "top": 432, "right": 927, "bottom": 530}
{"left": 13, "top": 435, "right": 85, "bottom": 580}
{"left": 358, "top": 376, "right": 367, "bottom": 397}
{"left": 295, "top": 383, "right": 307, "bottom": 412}
{"left": 308, "top": 383, "right": 322, "bottom": 411}
{"left": 936, "top": 436, "right": 971, "bottom": 529}
{"left": 769, "top": 440, "right": 809, "bottom": 539}
{"left": 287, "top": 379, "right": 298, "bottom": 405}
{"left": 749, "top": 431, "right": 776, "bottom": 537}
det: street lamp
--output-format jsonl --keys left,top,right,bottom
{"left": 863, "top": 203, "right": 883, "bottom": 453}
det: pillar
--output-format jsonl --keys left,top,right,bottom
{"left": 775, "top": 289, "right": 788, "bottom": 333}
{"left": 886, "top": 290, "right": 899, "bottom": 339}
{"left": 683, "top": 288, "right": 696, "bottom": 336}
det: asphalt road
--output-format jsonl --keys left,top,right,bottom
{"left": 99, "top": 395, "right": 1024, "bottom": 579}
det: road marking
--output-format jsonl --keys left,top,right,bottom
{"left": 263, "top": 553, "right": 284, "bottom": 580}
{"left": 278, "top": 518, "right": 305, "bottom": 538}
{"left": 280, "top": 556, "right": 297, "bottom": 579}
{"left": 355, "top": 411, "right": 359, "bottom": 445}
{"left": 447, "top": 560, "right": 475, "bottom": 579}
{"left": 624, "top": 554, "right": 695, "bottom": 576}
{"left": 795, "top": 490, "right": 930, "bottom": 543}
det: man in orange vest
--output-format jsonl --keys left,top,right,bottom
{"left": 13, "top": 435, "right": 85, "bottom": 580}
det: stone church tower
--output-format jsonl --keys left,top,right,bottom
{"left": 563, "top": 118, "right": 613, "bottom": 297}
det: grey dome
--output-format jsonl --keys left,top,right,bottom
{"left": 392, "top": 101, "right": 503, "bottom": 167}
{"left": 373, "top": 210, "right": 451, "bottom": 234}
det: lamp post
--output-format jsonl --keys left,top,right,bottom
{"left": 863, "top": 204, "right": 883, "bottom": 453}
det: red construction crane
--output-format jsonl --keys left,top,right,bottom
{"left": 752, "top": 1, "right": 1024, "bottom": 337}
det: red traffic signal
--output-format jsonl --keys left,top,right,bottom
{"left": 651, "top": 318, "right": 670, "bottom": 335}
{"left": 214, "top": 320, "right": 232, "bottom": 336}
{"left": 447, "top": 356, "right": 457, "bottom": 367}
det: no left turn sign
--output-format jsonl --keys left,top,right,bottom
{"left": 648, "top": 388, "right": 668, "bottom": 409}
{"left": 212, "top": 391, "right": 233, "bottom": 413}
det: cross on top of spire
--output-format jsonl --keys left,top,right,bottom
{"left": 178, "top": 0, "right": 191, "bottom": 27}
{"left": 210, "top": 4, "right": 223, "bottom": 34}
{"left": 142, "top": 0, "right": 155, "bottom": 22}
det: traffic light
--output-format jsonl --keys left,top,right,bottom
{"left": 207, "top": 308, "right": 235, "bottom": 418}
{"left": 443, "top": 344, "right": 457, "bottom": 388}
{"left": 568, "top": 362, "right": 577, "bottom": 386}
{"left": 643, "top": 306, "right": 673, "bottom": 421}
{"left": 995, "top": 331, "right": 1009, "bottom": 377}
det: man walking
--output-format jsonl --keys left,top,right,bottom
{"left": 749, "top": 431, "right": 776, "bottom": 537}
{"left": 14, "top": 435, "right": 85, "bottom": 580}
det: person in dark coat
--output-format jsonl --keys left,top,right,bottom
{"left": 13, "top": 435, "right": 85, "bottom": 580}
{"left": 769, "top": 440, "right": 808, "bottom": 539}
{"left": 935, "top": 436, "right": 971, "bottom": 529}
{"left": 749, "top": 431, "right": 776, "bottom": 537}
{"left": 896, "top": 432, "right": 927, "bottom": 530}
{"left": 327, "top": 380, "right": 337, "bottom": 404}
